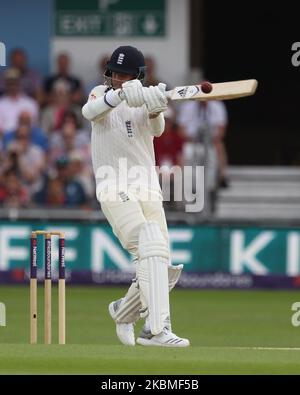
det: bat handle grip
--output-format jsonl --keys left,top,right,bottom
{"left": 157, "top": 83, "right": 171, "bottom": 100}
{"left": 164, "top": 90, "right": 172, "bottom": 100}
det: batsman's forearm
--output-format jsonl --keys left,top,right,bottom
{"left": 148, "top": 112, "right": 165, "bottom": 137}
{"left": 82, "top": 97, "right": 111, "bottom": 121}
{"left": 82, "top": 89, "right": 122, "bottom": 121}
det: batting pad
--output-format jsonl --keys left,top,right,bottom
{"left": 137, "top": 221, "right": 170, "bottom": 335}
{"left": 112, "top": 264, "right": 183, "bottom": 324}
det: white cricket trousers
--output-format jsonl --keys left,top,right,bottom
{"left": 98, "top": 187, "right": 169, "bottom": 262}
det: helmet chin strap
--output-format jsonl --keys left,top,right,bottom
{"left": 103, "top": 73, "right": 112, "bottom": 88}
{"left": 104, "top": 75, "right": 138, "bottom": 90}
{"left": 103, "top": 68, "right": 146, "bottom": 89}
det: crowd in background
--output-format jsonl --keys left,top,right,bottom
{"left": 0, "top": 48, "right": 229, "bottom": 213}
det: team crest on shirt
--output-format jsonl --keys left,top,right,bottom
{"left": 118, "top": 191, "right": 130, "bottom": 202}
{"left": 125, "top": 121, "right": 133, "bottom": 138}
{"left": 90, "top": 93, "right": 97, "bottom": 100}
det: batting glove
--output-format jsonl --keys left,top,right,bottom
{"left": 143, "top": 83, "right": 168, "bottom": 115}
{"left": 121, "top": 79, "right": 145, "bottom": 107}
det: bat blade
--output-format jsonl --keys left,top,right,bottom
{"left": 167, "top": 79, "right": 258, "bottom": 101}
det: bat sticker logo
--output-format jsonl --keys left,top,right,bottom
{"left": 177, "top": 88, "right": 188, "bottom": 97}
{"left": 177, "top": 86, "right": 200, "bottom": 98}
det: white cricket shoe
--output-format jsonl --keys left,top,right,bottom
{"left": 137, "top": 327, "right": 190, "bottom": 347}
{"left": 108, "top": 300, "right": 135, "bottom": 346}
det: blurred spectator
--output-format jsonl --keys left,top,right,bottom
{"left": 68, "top": 149, "right": 95, "bottom": 200}
{"left": 44, "top": 178, "right": 65, "bottom": 207}
{"left": 34, "top": 156, "right": 88, "bottom": 208}
{"left": 154, "top": 107, "right": 186, "bottom": 210}
{"left": 48, "top": 110, "right": 90, "bottom": 167}
{"left": 3, "top": 111, "right": 48, "bottom": 153}
{"left": 0, "top": 68, "right": 39, "bottom": 134}
{"left": 0, "top": 169, "right": 29, "bottom": 208}
{"left": 177, "top": 100, "right": 228, "bottom": 213}
{"left": 86, "top": 54, "right": 110, "bottom": 94}
{"left": 3, "top": 122, "right": 46, "bottom": 195}
{"left": 154, "top": 107, "right": 186, "bottom": 168}
{"left": 40, "top": 79, "right": 82, "bottom": 133}
{"left": 144, "top": 56, "right": 160, "bottom": 87}
{"left": 0, "top": 48, "right": 43, "bottom": 102}
{"left": 44, "top": 53, "right": 84, "bottom": 105}
{"left": 56, "top": 156, "right": 88, "bottom": 207}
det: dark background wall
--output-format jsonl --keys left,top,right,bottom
{"left": 191, "top": 1, "right": 300, "bottom": 165}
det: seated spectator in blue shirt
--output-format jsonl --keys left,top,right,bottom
{"left": 34, "top": 156, "right": 88, "bottom": 208}
{"left": 2, "top": 111, "right": 48, "bottom": 153}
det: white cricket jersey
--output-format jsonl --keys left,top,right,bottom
{"left": 88, "top": 85, "right": 162, "bottom": 196}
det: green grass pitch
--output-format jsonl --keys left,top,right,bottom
{"left": 0, "top": 286, "right": 300, "bottom": 374}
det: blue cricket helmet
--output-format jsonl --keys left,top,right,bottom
{"left": 104, "top": 46, "right": 146, "bottom": 82}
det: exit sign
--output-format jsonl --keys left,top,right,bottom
{"left": 55, "top": 0, "right": 166, "bottom": 37}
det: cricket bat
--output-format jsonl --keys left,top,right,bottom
{"left": 165, "top": 79, "right": 258, "bottom": 101}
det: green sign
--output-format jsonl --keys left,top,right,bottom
{"left": 55, "top": 0, "right": 165, "bottom": 37}
{"left": 0, "top": 221, "right": 300, "bottom": 276}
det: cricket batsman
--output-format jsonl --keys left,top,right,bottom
{"left": 82, "top": 45, "right": 189, "bottom": 347}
